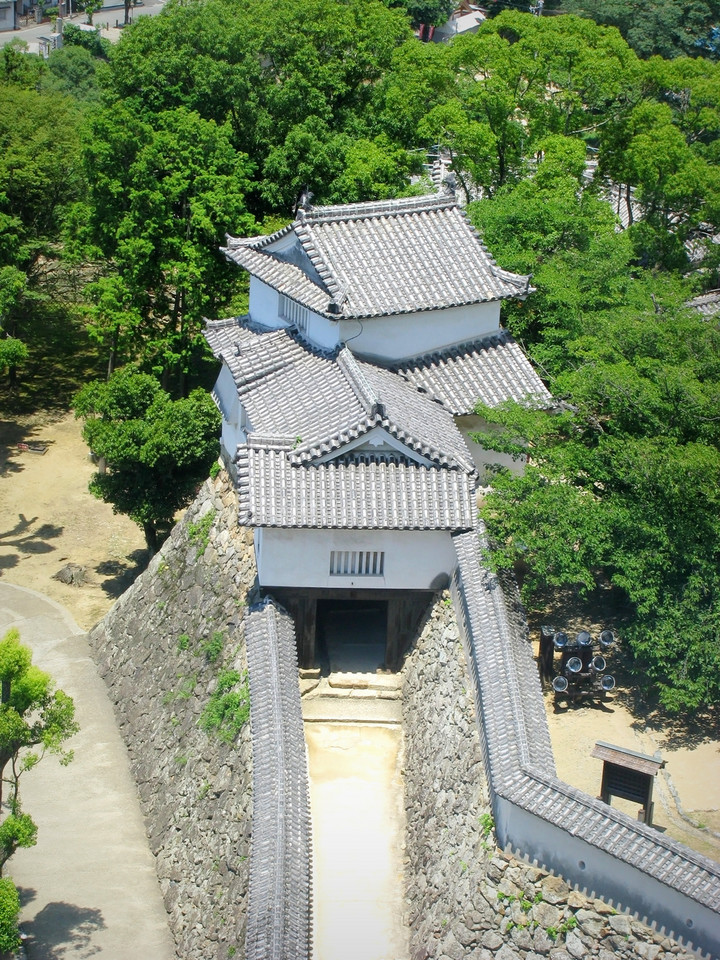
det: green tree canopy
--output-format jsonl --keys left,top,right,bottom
{"left": 75, "top": 369, "right": 221, "bottom": 552}
{"left": 79, "top": 104, "right": 255, "bottom": 384}
{"left": 0, "top": 85, "right": 84, "bottom": 381}
{"left": 0, "top": 627, "right": 78, "bottom": 872}
{"left": 560, "top": 0, "right": 720, "bottom": 60}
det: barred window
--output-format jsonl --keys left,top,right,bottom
{"left": 279, "top": 294, "right": 309, "bottom": 333}
{"left": 329, "top": 550, "right": 385, "bottom": 577}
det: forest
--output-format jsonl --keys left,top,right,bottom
{"left": 1, "top": 0, "right": 719, "bottom": 713}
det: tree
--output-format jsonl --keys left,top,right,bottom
{"left": 0, "top": 86, "right": 84, "bottom": 380}
{"left": 76, "top": 0, "right": 103, "bottom": 25}
{"left": 472, "top": 294, "right": 720, "bottom": 713}
{"left": 0, "top": 878, "right": 21, "bottom": 954}
{"left": 81, "top": 104, "right": 255, "bottom": 385}
{"left": 0, "top": 627, "right": 78, "bottom": 872}
{"left": 104, "top": 0, "right": 410, "bottom": 159}
{"left": 560, "top": 0, "right": 720, "bottom": 60}
{"left": 40, "top": 43, "right": 104, "bottom": 106}
{"left": 468, "top": 135, "right": 633, "bottom": 365}
{"left": 75, "top": 370, "right": 221, "bottom": 553}
{"left": 390, "top": 0, "right": 455, "bottom": 28}
{"left": 389, "top": 13, "right": 643, "bottom": 198}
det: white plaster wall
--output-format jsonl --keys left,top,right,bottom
{"left": 214, "top": 363, "right": 245, "bottom": 460}
{"left": 248, "top": 277, "right": 289, "bottom": 329}
{"left": 496, "top": 799, "right": 720, "bottom": 960}
{"left": 338, "top": 301, "right": 501, "bottom": 364}
{"left": 255, "top": 528, "right": 456, "bottom": 590}
{"left": 455, "top": 414, "right": 525, "bottom": 482}
{"left": 248, "top": 278, "right": 340, "bottom": 351}
{"left": 303, "top": 311, "right": 340, "bottom": 351}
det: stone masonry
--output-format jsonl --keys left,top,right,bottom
{"left": 87, "top": 468, "right": 709, "bottom": 960}
{"left": 88, "top": 470, "right": 259, "bottom": 960}
{"left": 401, "top": 592, "right": 703, "bottom": 960}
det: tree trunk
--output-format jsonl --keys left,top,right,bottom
{"left": 107, "top": 327, "right": 119, "bottom": 381}
{"left": 143, "top": 522, "right": 158, "bottom": 556}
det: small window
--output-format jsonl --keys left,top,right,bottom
{"left": 329, "top": 550, "right": 385, "bottom": 577}
{"left": 279, "top": 294, "right": 309, "bottom": 333}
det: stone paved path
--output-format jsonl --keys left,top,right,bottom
{"left": 0, "top": 582, "right": 175, "bottom": 960}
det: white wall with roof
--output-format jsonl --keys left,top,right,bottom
{"left": 255, "top": 528, "right": 456, "bottom": 591}
{"left": 249, "top": 278, "right": 340, "bottom": 352}
{"left": 248, "top": 277, "right": 288, "bottom": 330}
{"left": 214, "top": 362, "right": 246, "bottom": 458}
{"left": 338, "top": 302, "right": 501, "bottom": 364}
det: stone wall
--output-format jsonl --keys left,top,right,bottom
{"left": 88, "top": 470, "right": 260, "bottom": 960}
{"left": 401, "top": 592, "right": 702, "bottom": 960}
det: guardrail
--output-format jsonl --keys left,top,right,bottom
{"left": 244, "top": 599, "right": 313, "bottom": 960}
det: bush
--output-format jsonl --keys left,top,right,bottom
{"left": 0, "top": 878, "right": 21, "bottom": 953}
{"left": 61, "top": 22, "right": 111, "bottom": 58}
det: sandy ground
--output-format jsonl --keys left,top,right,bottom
{"left": 0, "top": 412, "right": 147, "bottom": 631}
{"left": 1, "top": 412, "right": 718, "bottom": 864}
{"left": 544, "top": 683, "right": 720, "bottom": 861}
{"left": 307, "top": 724, "right": 408, "bottom": 960}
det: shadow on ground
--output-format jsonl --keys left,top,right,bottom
{"left": 0, "top": 515, "right": 64, "bottom": 575}
{"left": 18, "top": 895, "right": 106, "bottom": 960}
{"left": 96, "top": 549, "right": 149, "bottom": 599}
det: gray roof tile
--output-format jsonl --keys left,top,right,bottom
{"left": 687, "top": 289, "right": 720, "bottom": 318}
{"left": 239, "top": 448, "right": 476, "bottom": 530}
{"left": 224, "top": 193, "right": 531, "bottom": 320}
{"left": 205, "top": 319, "right": 475, "bottom": 474}
{"left": 451, "top": 527, "right": 720, "bottom": 917}
{"left": 395, "top": 331, "right": 550, "bottom": 416}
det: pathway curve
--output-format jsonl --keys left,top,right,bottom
{"left": 0, "top": 582, "right": 175, "bottom": 960}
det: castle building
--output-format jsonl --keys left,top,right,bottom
{"left": 204, "top": 189, "right": 549, "bottom": 668}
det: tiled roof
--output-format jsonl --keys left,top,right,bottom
{"left": 237, "top": 447, "right": 476, "bottom": 530}
{"left": 204, "top": 318, "right": 477, "bottom": 532}
{"left": 451, "top": 527, "right": 720, "bottom": 920}
{"left": 687, "top": 289, "right": 720, "bottom": 318}
{"left": 205, "top": 318, "right": 474, "bottom": 474}
{"left": 223, "top": 245, "right": 332, "bottom": 316}
{"left": 244, "top": 598, "right": 312, "bottom": 960}
{"left": 223, "top": 193, "right": 531, "bottom": 320}
{"left": 395, "top": 331, "right": 551, "bottom": 416}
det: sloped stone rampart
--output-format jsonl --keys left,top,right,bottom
{"left": 88, "top": 471, "right": 260, "bottom": 960}
{"left": 401, "top": 592, "right": 702, "bottom": 960}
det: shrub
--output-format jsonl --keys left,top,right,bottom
{"left": 0, "top": 878, "right": 21, "bottom": 953}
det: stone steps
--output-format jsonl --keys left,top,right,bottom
{"left": 300, "top": 672, "right": 402, "bottom": 724}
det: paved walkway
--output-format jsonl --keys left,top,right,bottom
{"left": 0, "top": 582, "right": 175, "bottom": 960}
{"left": 307, "top": 723, "right": 409, "bottom": 960}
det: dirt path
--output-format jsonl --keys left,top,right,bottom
{"left": 307, "top": 723, "right": 409, "bottom": 960}
{"left": 0, "top": 412, "right": 147, "bottom": 631}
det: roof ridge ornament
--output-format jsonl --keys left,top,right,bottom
{"left": 440, "top": 171, "right": 457, "bottom": 199}
{"left": 295, "top": 187, "right": 314, "bottom": 221}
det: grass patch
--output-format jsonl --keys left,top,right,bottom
{"left": 188, "top": 509, "right": 215, "bottom": 557}
{"left": 201, "top": 631, "right": 224, "bottom": 663}
{"left": 200, "top": 669, "right": 250, "bottom": 743}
